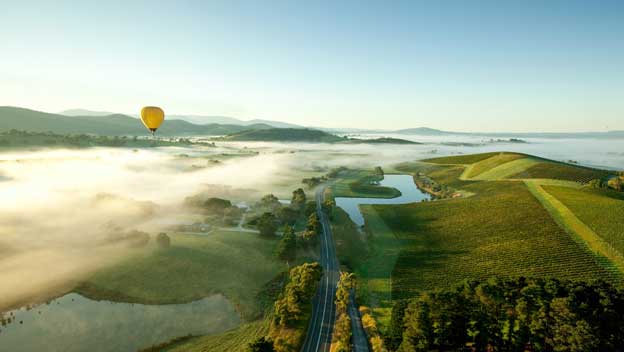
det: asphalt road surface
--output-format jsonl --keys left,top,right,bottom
{"left": 300, "top": 186, "right": 369, "bottom": 352}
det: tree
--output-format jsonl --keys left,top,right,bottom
{"left": 608, "top": 177, "right": 622, "bottom": 191}
{"left": 257, "top": 212, "right": 278, "bottom": 237}
{"left": 322, "top": 198, "right": 335, "bottom": 218}
{"left": 247, "top": 336, "right": 275, "bottom": 352}
{"left": 223, "top": 206, "right": 243, "bottom": 225}
{"left": 277, "top": 206, "right": 299, "bottom": 225}
{"left": 374, "top": 166, "right": 384, "bottom": 177}
{"left": 258, "top": 194, "right": 282, "bottom": 212}
{"left": 275, "top": 226, "right": 297, "bottom": 262}
{"left": 290, "top": 188, "right": 307, "bottom": 211}
{"left": 331, "top": 272, "right": 356, "bottom": 351}
{"left": 302, "top": 177, "right": 322, "bottom": 189}
{"left": 272, "top": 262, "right": 322, "bottom": 326}
{"left": 587, "top": 179, "right": 605, "bottom": 189}
{"left": 302, "top": 213, "right": 321, "bottom": 244}
{"left": 156, "top": 233, "right": 170, "bottom": 248}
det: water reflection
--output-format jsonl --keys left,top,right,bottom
{"left": 335, "top": 174, "right": 430, "bottom": 226}
{"left": 0, "top": 293, "right": 240, "bottom": 352}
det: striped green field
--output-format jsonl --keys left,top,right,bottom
{"left": 335, "top": 152, "right": 624, "bottom": 335}
{"left": 372, "top": 181, "right": 620, "bottom": 300}
{"left": 424, "top": 152, "right": 614, "bottom": 183}
{"left": 464, "top": 152, "right": 526, "bottom": 178}
{"left": 542, "top": 185, "right": 624, "bottom": 259}
{"left": 163, "top": 319, "right": 270, "bottom": 352}
{"left": 510, "top": 162, "right": 614, "bottom": 183}
{"left": 424, "top": 152, "right": 501, "bottom": 165}
{"left": 470, "top": 157, "right": 541, "bottom": 180}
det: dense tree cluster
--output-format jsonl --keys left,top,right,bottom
{"left": 275, "top": 226, "right": 297, "bottom": 262}
{"left": 302, "top": 213, "right": 321, "bottom": 245}
{"left": 359, "top": 306, "right": 386, "bottom": 352}
{"left": 247, "top": 336, "right": 275, "bottom": 352}
{"left": 414, "top": 175, "right": 455, "bottom": 199}
{"left": 302, "top": 176, "right": 325, "bottom": 189}
{"left": 290, "top": 188, "right": 307, "bottom": 212}
{"left": 393, "top": 277, "right": 624, "bottom": 352}
{"left": 374, "top": 166, "right": 384, "bottom": 177}
{"left": 0, "top": 129, "right": 207, "bottom": 148}
{"left": 199, "top": 197, "right": 232, "bottom": 213}
{"left": 257, "top": 194, "right": 282, "bottom": 213}
{"left": 322, "top": 198, "right": 336, "bottom": 218}
{"left": 302, "top": 166, "right": 348, "bottom": 189}
{"left": 331, "top": 272, "right": 356, "bottom": 352}
{"left": 184, "top": 195, "right": 243, "bottom": 225}
{"left": 588, "top": 176, "right": 624, "bottom": 192}
{"left": 272, "top": 262, "right": 322, "bottom": 327}
{"left": 257, "top": 212, "right": 278, "bottom": 237}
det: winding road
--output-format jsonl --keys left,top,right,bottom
{"left": 300, "top": 185, "right": 369, "bottom": 352}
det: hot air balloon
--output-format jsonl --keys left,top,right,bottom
{"left": 140, "top": 106, "right": 165, "bottom": 135}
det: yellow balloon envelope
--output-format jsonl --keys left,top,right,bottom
{"left": 140, "top": 106, "right": 165, "bottom": 134}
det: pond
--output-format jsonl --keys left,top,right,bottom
{"left": 335, "top": 174, "right": 430, "bottom": 226}
{"left": 0, "top": 293, "right": 241, "bottom": 352}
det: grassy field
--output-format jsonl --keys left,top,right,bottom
{"left": 163, "top": 319, "right": 270, "bottom": 352}
{"left": 424, "top": 152, "right": 500, "bottom": 165}
{"left": 76, "top": 230, "right": 286, "bottom": 320}
{"left": 330, "top": 207, "right": 369, "bottom": 270}
{"left": 471, "top": 157, "right": 541, "bottom": 180}
{"left": 543, "top": 185, "right": 624, "bottom": 258}
{"left": 356, "top": 205, "right": 404, "bottom": 332}
{"left": 424, "top": 152, "right": 613, "bottom": 184}
{"left": 329, "top": 169, "right": 400, "bottom": 198}
{"left": 347, "top": 152, "right": 623, "bottom": 337}
{"left": 510, "top": 161, "right": 613, "bottom": 183}
{"left": 372, "top": 180, "right": 620, "bottom": 300}
{"left": 464, "top": 152, "right": 526, "bottom": 178}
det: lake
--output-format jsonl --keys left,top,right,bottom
{"left": 0, "top": 293, "right": 240, "bottom": 352}
{"left": 335, "top": 174, "right": 430, "bottom": 226}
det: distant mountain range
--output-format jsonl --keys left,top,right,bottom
{"left": 2, "top": 107, "right": 621, "bottom": 140}
{"left": 2, "top": 107, "right": 273, "bottom": 136}
{"left": 330, "top": 126, "right": 624, "bottom": 139}
{"left": 59, "top": 109, "right": 303, "bottom": 129}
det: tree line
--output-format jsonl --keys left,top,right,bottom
{"left": 387, "top": 277, "right": 624, "bottom": 352}
{"left": 248, "top": 262, "right": 323, "bottom": 352}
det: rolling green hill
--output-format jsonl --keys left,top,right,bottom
{"left": 425, "top": 152, "right": 614, "bottom": 183}
{"left": 0, "top": 106, "right": 272, "bottom": 136}
{"left": 220, "top": 128, "right": 420, "bottom": 144}
{"left": 219, "top": 128, "right": 346, "bottom": 142}
{"left": 345, "top": 137, "right": 421, "bottom": 145}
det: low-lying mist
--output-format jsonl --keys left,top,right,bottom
{"left": 0, "top": 142, "right": 432, "bottom": 310}
{"left": 5, "top": 137, "right": 617, "bottom": 311}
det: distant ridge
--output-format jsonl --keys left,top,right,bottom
{"left": 60, "top": 108, "right": 303, "bottom": 129}
{"left": 394, "top": 127, "right": 451, "bottom": 135}
{"left": 1, "top": 106, "right": 273, "bottom": 136}
{"left": 60, "top": 109, "right": 117, "bottom": 117}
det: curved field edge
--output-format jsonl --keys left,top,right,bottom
{"left": 525, "top": 181, "right": 624, "bottom": 276}
{"left": 74, "top": 231, "right": 286, "bottom": 321}
{"left": 328, "top": 169, "right": 401, "bottom": 199}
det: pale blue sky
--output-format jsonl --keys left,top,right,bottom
{"left": 1, "top": 0, "right": 623, "bottom": 131}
